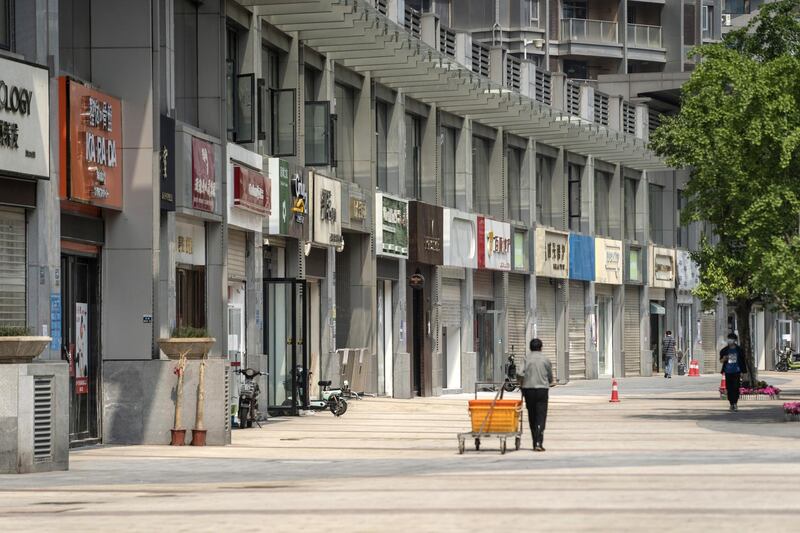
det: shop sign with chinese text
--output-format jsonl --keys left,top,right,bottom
{"left": 376, "top": 193, "right": 409, "bottom": 258}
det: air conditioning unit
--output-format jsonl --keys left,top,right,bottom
{"left": 722, "top": 14, "right": 732, "bottom": 27}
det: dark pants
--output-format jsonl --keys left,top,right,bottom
{"left": 522, "top": 388, "right": 549, "bottom": 447}
{"left": 725, "top": 372, "right": 741, "bottom": 406}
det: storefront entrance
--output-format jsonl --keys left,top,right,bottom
{"left": 264, "top": 278, "right": 307, "bottom": 416}
{"left": 597, "top": 296, "right": 613, "bottom": 376}
{"left": 650, "top": 304, "right": 665, "bottom": 373}
{"left": 474, "top": 302, "right": 499, "bottom": 382}
{"left": 61, "top": 253, "right": 101, "bottom": 444}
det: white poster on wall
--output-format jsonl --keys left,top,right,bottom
{"left": 442, "top": 209, "right": 477, "bottom": 269}
{"left": 75, "top": 303, "right": 89, "bottom": 395}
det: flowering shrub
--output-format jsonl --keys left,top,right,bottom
{"left": 784, "top": 402, "right": 800, "bottom": 415}
{"left": 740, "top": 386, "right": 781, "bottom": 396}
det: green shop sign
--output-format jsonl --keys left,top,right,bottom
{"left": 376, "top": 193, "right": 408, "bottom": 258}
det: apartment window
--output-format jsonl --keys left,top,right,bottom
{"left": 568, "top": 163, "right": 582, "bottom": 232}
{"left": 376, "top": 100, "right": 389, "bottom": 191}
{"left": 226, "top": 26, "right": 257, "bottom": 144}
{"left": 304, "top": 67, "right": 332, "bottom": 166}
{"left": 624, "top": 177, "right": 638, "bottom": 241}
{"left": 677, "top": 190, "right": 689, "bottom": 248}
{"left": 1, "top": 0, "right": 12, "bottom": 50}
{"left": 702, "top": 5, "right": 713, "bottom": 33}
{"left": 507, "top": 146, "right": 524, "bottom": 222}
{"left": 405, "top": 113, "right": 422, "bottom": 200}
{"left": 59, "top": 0, "right": 92, "bottom": 81}
{"left": 649, "top": 184, "right": 664, "bottom": 244}
{"left": 0, "top": 208, "right": 26, "bottom": 327}
{"left": 334, "top": 83, "right": 356, "bottom": 182}
{"left": 527, "top": 0, "right": 539, "bottom": 24}
{"left": 472, "top": 135, "right": 491, "bottom": 215}
{"left": 563, "top": 0, "right": 587, "bottom": 19}
{"left": 175, "top": 0, "right": 199, "bottom": 126}
{"left": 226, "top": 27, "right": 238, "bottom": 142}
{"left": 441, "top": 126, "right": 457, "bottom": 208}
{"left": 536, "top": 154, "right": 553, "bottom": 227}
{"left": 262, "top": 46, "right": 296, "bottom": 157}
{"left": 595, "top": 170, "right": 612, "bottom": 237}
{"left": 176, "top": 266, "right": 206, "bottom": 330}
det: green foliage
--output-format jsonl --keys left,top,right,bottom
{"left": 0, "top": 326, "right": 31, "bottom": 337}
{"left": 171, "top": 326, "right": 210, "bottom": 338}
{"left": 650, "top": 0, "right": 800, "bottom": 317}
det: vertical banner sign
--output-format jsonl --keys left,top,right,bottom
{"left": 159, "top": 114, "right": 176, "bottom": 211}
{"left": 75, "top": 303, "right": 89, "bottom": 394}
{"left": 375, "top": 193, "right": 409, "bottom": 258}
{"left": 278, "top": 159, "right": 291, "bottom": 233}
{"left": 66, "top": 80, "right": 124, "bottom": 209}
{"left": 50, "top": 293, "right": 62, "bottom": 351}
{"left": 191, "top": 137, "right": 216, "bottom": 212}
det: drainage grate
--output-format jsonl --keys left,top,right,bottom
{"left": 33, "top": 376, "right": 54, "bottom": 463}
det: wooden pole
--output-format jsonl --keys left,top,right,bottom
{"left": 195, "top": 354, "right": 207, "bottom": 430}
{"left": 174, "top": 351, "right": 188, "bottom": 429}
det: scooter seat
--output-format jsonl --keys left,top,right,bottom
{"left": 318, "top": 380, "right": 332, "bottom": 387}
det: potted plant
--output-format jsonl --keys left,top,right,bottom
{"left": 783, "top": 402, "right": 800, "bottom": 422}
{"left": 0, "top": 326, "right": 52, "bottom": 364}
{"left": 157, "top": 327, "right": 215, "bottom": 360}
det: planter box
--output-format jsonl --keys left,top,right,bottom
{"left": 157, "top": 338, "right": 216, "bottom": 360}
{"left": 720, "top": 391, "right": 780, "bottom": 400}
{"left": 785, "top": 413, "right": 800, "bottom": 422}
{"left": 0, "top": 336, "right": 52, "bottom": 364}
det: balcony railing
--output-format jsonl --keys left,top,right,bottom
{"left": 627, "top": 23, "right": 662, "bottom": 49}
{"left": 561, "top": 18, "right": 618, "bottom": 44}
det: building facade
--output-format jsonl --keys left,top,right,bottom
{"left": 0, "top": 0, "right": 788, "bottom": 450}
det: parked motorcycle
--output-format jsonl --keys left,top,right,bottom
{"left": 237, "top": 367, "right": 266, "bottom": 428}
{"left": 776, "top": 345, "right": 800, "bottom": 372}
{"left": 292, "top": 366, "right": 349, "bottom": 416}
{"left": 503, "top": 354, "right": 520, "bottom": 393}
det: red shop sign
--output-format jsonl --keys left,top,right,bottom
{"left": 192, "top": 137, "right": 216, "bottom": 212}
{"left": 233, "top": 165, "right": 271, "bottom": 216}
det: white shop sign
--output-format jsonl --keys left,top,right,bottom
{"left": 311, "top": 172, "right": 343, "bottom": 248}
{"left": 534, "top": 228, "right": 569, "bottom": 279}
{"left": 0, "top": 56, "right": 50, "bottom": 179}
{"left": 595, "top": 238, "right": 623, "bottom": 285}
{"left": 176, "top": 218, "right": 206, "bottom": 266}
{"left": 442, "top": 209, "right": 477, "bottom": 269}
{"left": 478, "top": 217, "right": 511, "bottom": 271}
{"left": 650, "top": 246, "right": 676, "bottom": 289}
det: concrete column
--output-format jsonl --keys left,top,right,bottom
{"left": 206, "top": 222, "right": 227, "bottom": 357}
{"left": 245, "top": 231, "right": 263, "bottom": 358}
{"left": 461, "top": 268, "right": 476, "bottom": 394}
{"left": 321, "top": 246, "right": 338, "bottom": 384}
{"left": 422, "top": 103, "right": 438, "bottom": 205}
{"left": 157, "top": 212, "right": 177, "bottom": 341}
{"left": 456, "top": 119, "right": 472, "bottom": 212}
{"left": 557, "top": 279, "right": 569, "bottom": 384}
{"left": 496, "top": 273, "right": 508, "bottom": 382}
{"left": 610, "top": 164, "right": 623, "bottom": 240}
{"left": 640, "top": 170, "right": 652, "bottom": 375}
{"left": 613, "top": 284, "right": 625, "bottom": 377}
{"left": 581, "top": 156, "right": 594, "bottom": 235}
{"left": 393, "top": 90, "right": 410, "bottom": 390}
{"left": 490, "top": 128, "right": 504, "bottom": 218}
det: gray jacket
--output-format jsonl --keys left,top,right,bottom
{"left": 517, "top": 352, "right": 554, "bottom": 389}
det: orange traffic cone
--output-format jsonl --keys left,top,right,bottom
{"left": 719, "top": 375, "right": 727, "bottom": 392}
{"left": 609, "top": 379, "right": 620, "bottom": 403}
{"left": 688, "top": 359, "right": 700, "bottom": 377}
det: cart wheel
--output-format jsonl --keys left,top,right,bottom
{"left": 515, "top": 437, "right": 521, "bottom": 451}
{"left": 458, "top": 439, "right": 465, "bottom": 455}
{"left": 500, "top": 439, "right": 507, "bottom": 455}
{"left": 474, "top": 438, "right": 481, "bottom": 451}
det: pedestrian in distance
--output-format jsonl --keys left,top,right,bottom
{"left": 662, "top": 330, "right": 676, "bottom": 379}
{"left": 517, "top": 338, "right": 556, "bottom": 452}
{"left": 720, "top": 333, "right": 748, "bottom": 412}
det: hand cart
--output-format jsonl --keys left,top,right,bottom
{"left": 457, "top": 382, "right": 524, "bottom": 455}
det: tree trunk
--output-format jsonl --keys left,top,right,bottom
{"left": 195, "top": 357, "right": 206, "bottom": 431}
{"left": 174, "top": 353, "right": 188, "bottom": 430}
{"left": 734, "top": 299, "right": 757, "bottom": 386}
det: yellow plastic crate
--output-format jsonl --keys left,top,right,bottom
{"left": 468, "top": 400, "right": 521, "bottom": 433}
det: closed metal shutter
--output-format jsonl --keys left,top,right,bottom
{"left": 227, "top": 229, "right": 247, "bottom": 281}
{"left": 473, "top": 270, "right": 494, "bottom": 301}
{"left": 441, "top": 278, "right": 461, "bottom": 328}
{"left": 702, "top": 313, "right": 717, "bottom": 372}
{"left": 569, "top": 281, "right": 586, "bottom": 380}
{"left": 536, "top": 279, "right": 557, "bottom": 374}
{"left": 624, "top": 286, "right": 641, "bottom": 376}
{"left": 0, "top": 208, "right": 26, "bottom": 326}
{"left": 507, "top": 274, "right": 526, "bottom": 361}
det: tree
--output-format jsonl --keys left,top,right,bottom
{"left": 650, "top": 0, "right": 800, "bottom": 382}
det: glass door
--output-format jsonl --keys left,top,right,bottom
{"left": 61, "top": 254, "right": 101, "bottom": 444}
{"left": 264, "top": 279, "right": 307, "bottom": 415}
{"left": 474, "top": 301, "right": 496, "bottom": 382}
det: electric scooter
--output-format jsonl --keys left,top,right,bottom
{"left": 237, "top": 367, "right": 266, "bottom": 428}
{"left": 503, "top": 354, "right": 520, "bottom": 393}
{"left": 776, "top": 345, "right": 800, "bottom": 372}
{"left": 292, "top": 366, "right": 349, "bottom": 416}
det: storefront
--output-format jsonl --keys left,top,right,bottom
{"left": 476, "top": 217, "right": 511, "bottom": 382}
{"left": 408, "top": 202, "right": 443, "bottom": 396}
{"left": 649, "top": 246, "right": 676, "bottom": 373}
{"left": 0, "top": 55, "right": 50, "bottom": 334}
{"left": 624, "top": 244, "right": 644, "bottom": 376}
{"left": 535, "top": 228, "right": 569, "bottom": 378}
{"left": 226, "top": 143, "right": 270, "bottom": 377}
{"left": 58, "top": 76, "right": 123, "bottom": 444}
{"left": 375, "top": 193, "right": 408, "bottom": 398}
{"left": 594, "top": 238, "right": 623, "bottom": 377}
{"left": 568, "top": 235, "right": 594, "bottom": 380}
{"left": 441, "top": 209, "right": 477, "bottom": 394}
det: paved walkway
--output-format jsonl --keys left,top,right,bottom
{"left": 2, "top": 373, "right": 800, "bottom": 532}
